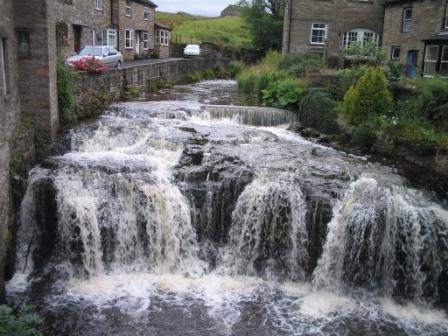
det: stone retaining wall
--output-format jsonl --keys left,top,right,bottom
{"left": 73, "top": 58, "right": 217, "bottom": 120}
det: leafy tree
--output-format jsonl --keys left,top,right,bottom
{"left": 238, "top": 0, "right": 285, "bottom": 54}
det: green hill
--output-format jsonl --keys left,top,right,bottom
{"left": 155, "top": 12, "right": 251, "bottom": 47}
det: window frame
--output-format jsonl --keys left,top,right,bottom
{"left": 95, "top": 0, "right": 102, "bottom": 10}
{"left": 156, "top": 30, "right": 169, "bottom": 46}
{"left": 89, "top": 28, "right": 96, "bottom": 46}
{"left": 125, "top": 0, "right": 132, "bottom": 17}
{"left": 402, "top": 7, "right": 413, "bottom": 32}
{"left": 310, "top": 23, "right": 327, "bottom": 45}
{"left": 444, "top": 2, "right": 448, "bottom": 29}
{"left": 125, "top": 29, "right": 134, "bottom": 49}
{"left": 144, "top": 7, "right": 150, "bottom": 21}
{"left": 0, "top": 38, "right": 8, "bottom": 96}
{"left": 440, "top": 45, "right": 448, "bottom": 77}
{"left": 423, "top": 44, "right": 439, "bottom": 77}
{"left": 102, "top": 29, "right": 117, "bottom": 47}
{"left": 391, "top": 46, "right": 401, "bottom": 60}
{"left": 143, "top": 32, "right": 149, "bottom": 50}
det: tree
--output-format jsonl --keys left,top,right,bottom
{"left": 239, "top": 0, "right": 285, "bottom": 54}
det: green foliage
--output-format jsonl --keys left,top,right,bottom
{"left": 212, "top": 63, "right": 227, "bottom": 78}
{"left": 0, "top": 305, "right": 43, "bottom": 336}
{"left": 128, "top": 87, "right": 141, "bottom": 98}
{"left": 343, "top": 42, "right": 387, "bottom": 66}
{"left": 228, "top": 60, "right": 244, "bottom": 77}
{"left": 298, "top": 87, "right": 339, "bottom": 134}
{"left": 331, "top": 66, "right": 367, "bottom": 99}
{"left": 203, "top": 68, "right": 216, "bottom": 80}
{"left": 261, "top": 78, "right": 305, "bottom": 108}
{"left": 352, "top": 123, "right": 377, "bottom": 148}
{"left": 56, "top": 62, "right": 76, "bottom": 125}
{"left": 387, "top": 60, "right": 402, "bottom": 80}
{"left": 239, "top": 0, "right": 284, "bottom": 53}
{"left": 279, "top": 53, "right": 323, "bottom": 77}
{"left": 341, "top": 67, "right": 393, "bottom": 125}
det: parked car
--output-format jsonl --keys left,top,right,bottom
{"left": 183, "top": 44, "right": 201, "bottom": 58}
{"left": 66, "top": 46, "right": 123, "bottom": 69}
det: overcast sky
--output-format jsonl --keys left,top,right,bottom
{"left": 156, "top": 0, "right": 237, "bottom": 16}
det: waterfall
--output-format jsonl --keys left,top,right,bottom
{"left": 313, "top": 177, "right": 448, "bottom": 303}
{"left": 223, "top": 172, "right": 309, "bottom": 281}
{"left": 204, "top": 105, "right": 297, "bottom": 126}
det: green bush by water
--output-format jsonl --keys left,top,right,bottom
{"left": 0, "top": 305, "right": 43, "bottom": 336}
{"left": 279, "top": 53, "right": 323, "bottom": 77}
{"left": 56, "top": 62, "right": 76, "bottom": 125}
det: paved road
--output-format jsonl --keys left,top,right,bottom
{"left": 122, "top": 58, "right": 183, "bottom": 69}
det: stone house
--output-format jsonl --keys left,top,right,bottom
{"left": 56, "top": 0, "right": 158, "bottom": 61}
{"left": 382, "top": 0, "right": 448, "bottom": 77}
{"left": 282, "top": 0, "right": 385, "bottom": 66}
{"left": 112, "top": 0, "right": 157, "bottom": 60}
{"left": 154, "top": 22, "right": 172, "bottom": 58}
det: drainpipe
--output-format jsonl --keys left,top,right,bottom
{"left": 282, "top": 0, "right": 292, "bottom": 56}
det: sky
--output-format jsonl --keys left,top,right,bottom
{"left": 155, "top": 0, "right": 237, "bottom": 16}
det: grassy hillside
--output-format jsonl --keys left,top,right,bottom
{"left": 156, "top": 12, "right": 251, "bottom": 47}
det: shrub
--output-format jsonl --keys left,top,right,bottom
{"left": 0, "top": 305, "right": 43, "bottom": 336}
{"left": 128, "top": 87, "right": 140, "bottom": 98}
{"left": 56, "top": 62, "right": 76, "bottom": 125}
{"left": 203, "top": 68, "right": 216, "bottom": 80}
{"left": 341, "top": 67, "right": 393, "bottom": 125}
{"left": 71, "top": 57, "right": 107, "bottom": 74}
{"left": 261, "top": 78, "right": 305, "bottom": 108}
{"left": 298, "top": 87, "right": 339, "bottom": 134}
{"left": 352, "top": 123, "right": 377, "bottom": 148}
{"left": 212, "top": 63, "right": 227, "bottom": 78}
{"left": 228, "top": 60, "right": 244, "bottom": 77}
{"left": 330, "top": 66, "right": 367, "bottom": 100}
{"left": 279, "top": 53, "right": 323, "bottom": 77}
{"left": 343, "top": 41, "right": 387, "bottom": 66}
{"left": 387, "top": 60, "right": 402, "bottom": 80}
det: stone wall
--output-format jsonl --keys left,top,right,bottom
{"left": 0, "top": 0, "right": 20, "bottom": 302}
{"left": 73, "top": 58, "right": 217, "bottom": 119}
{"left": 283, "top": 0, "right": 384, "bottom": 64}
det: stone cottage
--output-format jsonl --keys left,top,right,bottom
{"left": 154, "top": 22, "right": 172, "bottom": 58}
{"left": 382, "top": 0, "right": 448, "bottom": 77}
{"left": 282, "top": 0, "right": 385, "bottom": 66}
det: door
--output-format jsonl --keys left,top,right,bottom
{"left": 406, "top": 50, "right": 418, "bottom": 77}
{"left": 73, "top": 25, "right": 82, "bottom": 53}
{"left": 135, "top": 32, "right": 140, "bottom": 55}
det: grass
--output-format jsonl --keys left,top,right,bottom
{"left": 155, "top": 11, "right": 210, "bottom": 28}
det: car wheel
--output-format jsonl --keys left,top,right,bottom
{"left": 117, "top": 61, "right": 122, "bottom": 69}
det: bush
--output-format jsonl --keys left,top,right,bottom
{"left": 71, "top": 57, "right": 107, "bottom": 74}
{"left": 279, "top": 53, "right": 323, "bottom": 77}
{"left": 0, "top": 305, "right": 43, "bottom": 336}
{"left": 212, "top": 63, "right": 227, "bottom": 78}
{"left": 352, "top": 123, "right": 377, "bottom": 148}
{"left": 341, "top": 67, "right": 393, "bottom": 125}
{"left": 228, "top": 60, "right": 244, "bottom": 77}
{"left": 298, "top": 87, "right": 339, "bottom": 134}
{"left": 387, "top": 60, "right": 402, "bottom": 80}
{"left": 343, "top": 41, "right": 386, "bottom": 66}
{"left": 330, "top": 66, "right": 367, "bottom": 100}
{"left": 56, "top": 62, "right": 76, "bottom": 125}
{"left": 261, "top": 78, "right": 305, "bottom": 108}
{"left": 203, "top": 68, "right": 216, "bottom": 80}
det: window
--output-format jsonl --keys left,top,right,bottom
{"left": 342, "top": 29, "right": 379, "bottom": 48}
{"left": 0, "top": 38, "right": 8, "bottom": 95}
{"left": 156, "top": 30, "right": 169, "bottom": 45}
{"left": 125, "top": 29, "right": 134, "bottom": 49}
{"left": 95, "top": 0, "right": 102, "bottom": 10}
{"left": 143, "top": 32, "right": 149, "bottom": 50}
{"left": 423, "top": 45, "right": 439, "bottom": 77}
{"left": 391, "top": 46, "right": 401, "bottom": 60}
{"left": 125, "top": 0, "right": 131, "bottom": 16}
{"left": 102, "top": 29, "right": 117, "bottom": 47}
{"left": 17, "top": 31, "right": 31, "bottom": 58}
{"left": 89, "top": 28, "right": 96, "bottom": 45}
{"left": 402, "top": 7, "right": 412, "bottom": 32}
{"left": 440, "top": 46, "right": 448, "bottom": 77}
{"left": 310, "top": 23, "right": 327, "bottom": 44}
{"left": 445, "top": 2, "right": 448, "bottom": 29}
{"left": 144, "top": 7, "right": 150, "bottom": 21}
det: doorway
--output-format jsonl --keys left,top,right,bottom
{"left": 406, "top": 50, "right": 419, "bottom": 77}
{"left": 73, "top": 25, "right": 82, "bottom": 53}
{"left": 135, "top": 32, "right": 140, "bottom": 55}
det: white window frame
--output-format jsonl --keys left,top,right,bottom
{"left": 342, "top": 29, "right": 379, "bottom": 49}
{"left": 0, "top": 39, "right": 7, "bottom": 95}
{"left": 125, "top": 29, "right": 134, "bottom": 49}
{"left": 440, "top": 45, "right": 448, "bottom": 77}
{"left": 125, "top": 0, "right": 132, "bottom": 17}
{"left": 89, "top": 28, "right": 96, "bottom": 46}
{"left": 402, "top": 7, "right": 412, "bottom": 32}
{"left": 391, "top": 46, "right": 401, "bottom": 60}
{"left": 310, "top": 23, "right": 327, "bottom": 45}
{"left": 156, "top": 30, "right": 169, "bottom": 46}
{"left": 423, "top": 45, "right": 439, "bottom": 77}
{"left": 102, "top": 29, "right": 117, "bottom": 47}
{"left": 143, "top": 32, "right": 149, "bottom": 50}
{"left": 95, "top": 0, "right": 102, "bottom": 10}
{"left": 144, "top": 7, "right": 150, "bottom": 21}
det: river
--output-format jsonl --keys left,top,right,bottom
{"left": 6, "top": 80, "right": 448, "bottom": 336}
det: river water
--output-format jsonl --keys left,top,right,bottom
{"left": 6, "top": 80, "right": 448, "bottom": 336}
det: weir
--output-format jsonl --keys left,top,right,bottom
{"left": 6, "top": 81, "right": 448, "bottom": 336}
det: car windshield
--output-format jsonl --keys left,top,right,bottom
{"left": 78, "top": 47, "right": 103, "bottom": 57}
{"left": 186, "top": 45, "right": 199, "bottom": 50}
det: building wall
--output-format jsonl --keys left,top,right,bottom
{"left": 55, "top": 0, "right": 115, "bottom": 60}
{"left": 284, "top": 0, "right": 385, "bottom": 64}
{"left": 382, "top": 0, "right": 447, "bottom": 72}
{"left": 0, "top": 0, "right": 20, "bottom": 302}
{"left": 115, "top": 0, "right": 155, "bottom": 60}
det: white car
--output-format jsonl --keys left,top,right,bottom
{"left": 66, "top": 46, "right": 123, "bottom": 69}
{"left": 183, "top": 44, "right": 201, "bottom": 58}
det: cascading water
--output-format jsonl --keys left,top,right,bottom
{"left": 7, "top": 80, "right": 448, "bottom": 336}
{"left": 313, "top": 177, "right": 448, "bottom": 303}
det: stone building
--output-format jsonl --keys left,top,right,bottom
{"left": 112, "top": 0, "right": 157, "bottom": 60}
{"left": 154, "top": 22, "right": 172, "bottom": 59}
{"left": 0, "top": 0, "right": 58, "bottom": 301}
{"left": 383, "top": 0, "right": 448, "bottom": 77}
{"left": 282, "top": 0, "right": 385, "bottom": 66}
{"left": 220, "top": 5, "right": 242, "bottom": 17}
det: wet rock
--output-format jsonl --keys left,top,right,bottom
{"left": 300, "top": 128, "right": 321, "bottom": 138}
